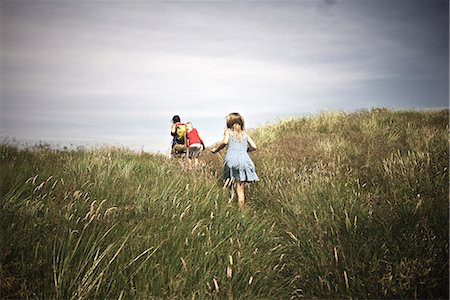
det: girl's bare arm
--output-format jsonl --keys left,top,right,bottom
{"left": 211, "top": 129, "right": 230, "bottom": 153}
{"left": 247, "top": 133, "right": 257, "bottom": 152}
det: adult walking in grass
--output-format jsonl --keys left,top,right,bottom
{"left": 170, "top": 115, "right": 187, "bottom": 157}
{"left": 211, "top": 112, "right": 259, "bottom": 209}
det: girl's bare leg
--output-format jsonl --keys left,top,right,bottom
{"left": 224, "top": 178, "right": 234, "bottom": 203}
{"left": 236, "top": 181, "right": 245, "bottom": 209}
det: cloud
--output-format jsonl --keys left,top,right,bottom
{"left": 1, "top": 1, "right": 448, "bottom": 151}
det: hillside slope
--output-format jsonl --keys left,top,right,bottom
{"left": 1, "top": 108, "right": 448, "bottom": 299}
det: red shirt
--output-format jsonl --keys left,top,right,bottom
{"left": 186, "top": 128, "right": 201, "bottom": 145}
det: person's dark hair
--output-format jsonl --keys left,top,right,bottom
{"left": 172, "top": 115, "right": 181, "bottom": 123}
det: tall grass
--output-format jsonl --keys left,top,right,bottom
{"left": 1, "top": 108, "right": 448, "bottom": 299}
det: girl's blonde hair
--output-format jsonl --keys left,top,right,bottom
{"left": 226, "top": 112, "right": 245, "bottom": 142}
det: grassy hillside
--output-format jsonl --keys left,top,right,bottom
{"left": 1, "top": 108, "right": 448, "bottom": 299}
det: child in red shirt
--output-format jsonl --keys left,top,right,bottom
{"left": 185, "top": 122, "right": 205, "bottom": 166}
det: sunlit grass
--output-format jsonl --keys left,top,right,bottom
{"left": 1, "top": 108, "right": 448, "bottom": 299}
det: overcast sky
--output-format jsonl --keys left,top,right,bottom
{"left": 1, "top": 0, "right": 448, "bottom": 153}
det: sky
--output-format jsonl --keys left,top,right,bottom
{"left": 1, "top": 0, "right": 448, "bottom": 153}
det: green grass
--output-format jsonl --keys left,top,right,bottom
{"left": 1, "top": 108, "right": 448, "bottom": 299}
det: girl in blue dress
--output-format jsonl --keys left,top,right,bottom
{"left": 211, "top": 113, "right": 259, "bottom": 209}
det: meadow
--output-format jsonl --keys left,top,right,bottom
{"left": 1, "top": 108, "right": 448, "bottom": 299}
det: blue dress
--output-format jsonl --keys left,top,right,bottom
{"left": 223, "top": 131, "right": 259, "bottom": 182}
